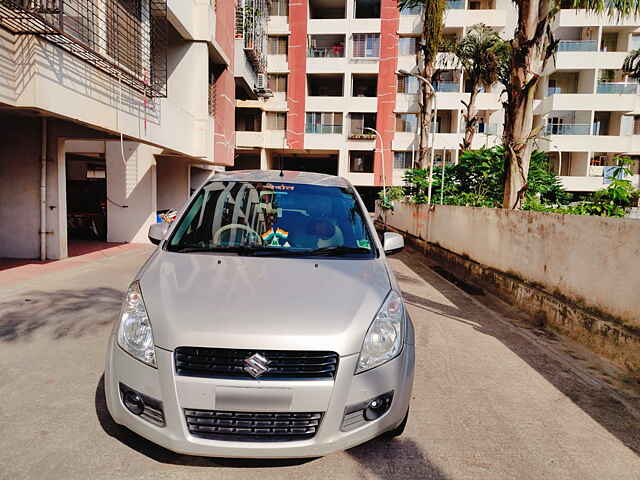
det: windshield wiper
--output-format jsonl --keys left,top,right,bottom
{"left": 307, "top": 246, "right": 372, "bottom": 256}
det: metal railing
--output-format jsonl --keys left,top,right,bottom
{"left": 434, "top": 82, "right": 460, "bottom": 92}
{"left": 307, "top": 46, "right": 344, "bottom": 58}
{"left": 305, "top": 124, "right": 342, "bottom": 134}
{"left": 597, "top": 82, "right": 639, "bottom": 94}
{"left": 236, "top": 0, "right": 268, "bottom": 73}
{"left": 0, "top": 0, "right": 168, "bottom": 97}
{"left": 445, "top": 0, "right": 465, "bottom": 9}
{"left": 557, "top": 40, "right": 597, "bottom": 52}
{"left": 545, "top": 124, "right": 592, "bottom": 135}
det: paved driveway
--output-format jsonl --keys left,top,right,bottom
{"left": 0, "top": 245, "right": 639, "bottom": 480}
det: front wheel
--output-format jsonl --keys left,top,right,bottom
{"left": 384, "top": 409, "right": 408, "bottom": 438}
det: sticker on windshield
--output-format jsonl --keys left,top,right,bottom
{"left": 357, "top": 240, "right": 371, "bottom": 250}
{"left": 275, "top": 228, "right": 289, "bottom": 240}
{"left": 261, "top": 228, "right": 275, "bottom": 243}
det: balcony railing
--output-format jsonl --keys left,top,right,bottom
{"left": 236, "top": 0, "right": 268, "bottom": 73}
{"left": 445, "top": 0, "right": 465, "bottom": 8}
{"left": 434, "top": 82, "right": 460, "bottom": 92}
{"left": 308, "top": 46, "right": 344, "bottom": 58}
{"left": 0, "top": 0, "right": 168, "bottom": 97}
{"left": 597, "top": 82, "right": 639, "bottom": 94}
{"left": 545, "top": 124, "right": 592, "bottom": 135}
{"left": 557, "top": 40, "right": 597, "bottom": 52}
{"left": 305, "top": 124, "right": 342, "bottom": 134}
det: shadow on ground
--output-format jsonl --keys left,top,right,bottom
{"left": 347, "top": 435, "right": 449, "bottom": 479}
{"left": 394, "top": 248, "right": 640, "bottom": 457}
{"left": 0, "top": 287, "right": 122, "bottom": 342}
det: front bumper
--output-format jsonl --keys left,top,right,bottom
{"left": 104, "top": 335, "right": 415, "bottom": 458}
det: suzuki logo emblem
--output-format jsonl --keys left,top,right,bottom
{"left": 244, "top": 353, "right": 270, "bottom": 378}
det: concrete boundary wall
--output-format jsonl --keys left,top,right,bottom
{"left": 383, "top": 204, "right": 640, "bottom": 372}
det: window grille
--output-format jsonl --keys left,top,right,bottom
{"left": 0, "top": 0, "right": 168, "bottom": 97}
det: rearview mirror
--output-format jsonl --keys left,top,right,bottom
{"left": 383, "top": 232, "right": 404, "bottom": 256}
{"left": 148, "top": 223, "right": 169, "bottom": 245}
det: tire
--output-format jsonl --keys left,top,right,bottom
{"left": 384, "top": 409, "right": 408, "bottom": 438}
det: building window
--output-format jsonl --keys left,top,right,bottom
{"left": 268, "top": 74, "right": 288, "bottom": 92}
{"left": 267, "top": 112, "right": 287, "bottom": 130}
{"left": 397, "top": 75, "right": 420, "bottom": 94}
{"left": 634, "top": 116, "right": 640, "bottom": 135}
{"left": 268, "top": 36, "right": 288, "bottom": 55}
{"left": 107, "top": 0, "right": 143, "bottom": 75}
{"left": 352, "top": 33, "right": 380, "bottom": 58}
{"left": 349, "top": 151, "right": 374, "bottom": 173}
{"left": 350, "top": 113, "right": 377, "bottom": 137}
{"left": 269, "top": 0, "right": 288, "bottom": 16}
{"left": 398, "top": 37, "right": 418, "bottom": 56}
{"left": 236, "top": 108, "right": 262, "bottom": 132}
{"left": 396, "top": 114, "right": 418, "bottom": 133}
{"left": 352, "top": 74, "right": 377, "bottom": 97}
{"left": 308, "top": 74, "right": 344, "bottom": 96}
{"left": 354, "top": 0, "right": 380, "bottom": 18}
{"left": 305, "top": 112, "right": 343, "bottom": 134}
{"left": 394, "top": 151, "right": 413, "bottom": 169}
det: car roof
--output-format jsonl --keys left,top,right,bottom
{"left": 209, "top": 170, "right": 353, "bottom": 188}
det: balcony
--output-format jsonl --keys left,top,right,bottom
{"left": 236, "top": 0, "right": 268, "bottom": 74}
{"left": 544, "top": 124, "right": 592, "bottom": 135}
{"left": 435, "top": 81, "right": 460, "bottom": 92}
{"left": 597, "top": 82, "right": 639, "bottom": 94}
{"left": 0, "top": 0, "right": 168, "bottom": 97}
{"left": 557, "top": 40, "right": 597, "bottom": 52}
{"left": 445, "top": 0, "right": 465, "bottom": 8}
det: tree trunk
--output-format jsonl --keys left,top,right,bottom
{"left": 502, "top": 0, "right": 554, "bottom": 209}
{"left": 418, "top": 63, "right": 434, "bottom": 169}
{"left": 461, "top": 87, "right": 478, "bottom": 151}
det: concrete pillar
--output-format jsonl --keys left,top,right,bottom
{"left": 106, "top": 141, "right": 158, "bottom": 243}
{"left": 47, "top": 138, "right": 67, "bottom": 260}
{"left": 0, "top": 116, "right": 40, "bottom": 258}
{"left": 157, "top": 157, "right": 190, "bottom": 212}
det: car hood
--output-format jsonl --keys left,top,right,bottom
{"left": 139, "top": 251, "right": 392, "bottom": 356}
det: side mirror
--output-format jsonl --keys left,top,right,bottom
{"left": 148, "top": 223, "right": 169, "bottom": 245}
{"left": 383, "top": 232, "right": 404, "bottom": 256}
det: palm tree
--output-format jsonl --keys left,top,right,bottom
{"left": 623, "top": 48, "right": 640, "bottom": 79}
{"left": 454, "top": 24, "right": 509, "bottom": 152}
{"left": 398, "top": 0, "right": 446, "bottom": 168}
{"left": 502, "top": 0, "right": 640, "bottom": 209}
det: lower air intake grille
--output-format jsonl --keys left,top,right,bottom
{"left": 184, "top": 409, "right": 323, "bottom": 442}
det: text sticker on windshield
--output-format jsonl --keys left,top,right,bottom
{"left": 357, "top": 240, "right": 370, "bottom": 249}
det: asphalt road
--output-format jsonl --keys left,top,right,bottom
{"left": 1, "top": 245, "right": 639, "bottom": 480}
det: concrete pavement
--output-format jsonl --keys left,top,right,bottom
{"left": 0, "top": 245, "right": 639, "bottom": 479}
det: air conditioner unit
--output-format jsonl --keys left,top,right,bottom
{"left": 256, "top": 73, "right": 267, "bottom": 90}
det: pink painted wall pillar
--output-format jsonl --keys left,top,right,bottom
{"left": 374, "top": 0, "right": 399, "bottom": 187}
{"left": 286, "top": 0, "right": 308, "bottom": 150}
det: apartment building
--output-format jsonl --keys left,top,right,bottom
{"left": 233, "top": 0, "right": 640, "bottom": 208}
{"left": 0, "top": 0, "right": 251, "bottom": 260}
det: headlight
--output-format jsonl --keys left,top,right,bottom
{"left": 356, "top": 290, "right": 404, "bottom": 374}
{"left": 117, "top": 281, "right": 157, "bottom": 368}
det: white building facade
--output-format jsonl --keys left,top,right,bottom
{"left": 0, "top": 0, "right": 238, "bottom": 259}
{"left": 234, "top": 0, "right": 640, "bottom": 208}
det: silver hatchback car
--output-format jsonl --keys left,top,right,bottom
{"left": 104, "top": 170, "right": 415, "bottom": 458}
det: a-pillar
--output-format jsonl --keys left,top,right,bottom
{"left": 106, "top": 141, "right": 159, "bottom": 243}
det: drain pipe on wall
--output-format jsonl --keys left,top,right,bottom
{"left": 40, "top": 117, "right": 47, "bottom": 261}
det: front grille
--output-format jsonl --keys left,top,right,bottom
{"left": 174, "top": 347, "right": 339, "bottom": 380}
{"left": 184, "top": 409, "right": 323, "bottom": 441}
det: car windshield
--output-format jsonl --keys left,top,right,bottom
{"left": 166, "top": 180, "right": 376, "bottom": 257}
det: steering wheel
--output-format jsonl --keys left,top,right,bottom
{"left": 212, "top": 224, "right": 263, "bottom": 247}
